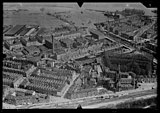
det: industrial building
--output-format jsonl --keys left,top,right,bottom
{"left": 4, "top": 25, "right": 26, "bottom": 36}
{"left": 89, "top": 29, "right": 106, "bottom": 40}
{"left": 22, "top": 46, "right": 40, "bottom": 56}
{"left": 2, "top": 5, "right": 157, "bottom": 108}
{"left": 4, "top": 40, "right": 23, "bottom": 51}
{"left": 20, "top": 37, "right": 42, "bottom": 47}
{"left": 19, "top": 28, "right": 32, "bottom": 36}
{"left": 3, "top": 25, "right": 13, "bottom": 33}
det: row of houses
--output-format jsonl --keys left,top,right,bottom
{"left": 121, "top": 8, "right": 145, "bottom": 16}
{"left": 102, "top": 14, "right": 152, "bottom": 41}
{"left": 54, "top": 31, "right": 81, "bottom": 40}
{"left": 4, "top": 91, "right": 49, "bottom": 106}
{"left": 3, "top": 58, "right": 37, "bottom": 77}
{"left": 19, "top": 67, "right": 73, "bottom": 96}
{"left": 65, "top": 88, "right": 98, "bottom": 99}
{"left": 3, "top": 71, "right": 24, "bottom": 88}
{"left": 58, "top": 42, "right": 103, "bottom": 62}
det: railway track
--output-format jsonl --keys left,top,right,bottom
{"left": 24, "top": 89, "right": 156, "bottom": 109}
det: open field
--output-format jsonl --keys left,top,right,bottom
{"left": 3, "top": 3, "right": 108, "bottom": 29}
{"left": 3, "top": 3, "right": 155, "bottom": 29}
{"left": 3, "top": 11, "right": 66, "bottom": 29}
{"left": 3, "top": 3, "right": 77, "bottom": 28}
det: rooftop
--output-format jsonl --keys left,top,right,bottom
{"left": 38, "top": 45, "right": 49, "bottom": 52}
{"left": 5, "top": 25, "right": 25, "bottom": 36}
{"left": 75, "top": 87, "right": 97, "bottom": 94}
{"left": 54, "top": 31, "right": 81, "bottom": 38}
{"left": 39, "top": 67, "right": 71, "bottom": 75}
{"left": 24, "top": 45, "right": 39, "bottom": 52}
{"left": 76, "top": 58, "right": 95, "bottom": 65}
{"left": 10, "top": 40, "right": 22, "bottom": 46}
{"left": 89, "top": 29, "right": 104, "bottom": 36}
{"left": 23, "top": 46, "right": 40, "bottom": 56}
{"left": 26, "top": 55, "right": 41, "bottom": 62}
{"left": 44, "top": 35, "right": 59, "bottom": 43}
{"left": 19, "top": 28, "right": 31, "bottom": 36}
{"left": 55, "top": 48, "right": 66, "bottom": 55}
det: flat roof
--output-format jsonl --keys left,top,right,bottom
{"left": 5, "top": 25, "right": 25, "bottom": 36}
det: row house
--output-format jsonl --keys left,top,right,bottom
{"left": 54, "top": 31, "right": 81, "bottom": 40}
{"left": 58, "top": 42, "right": 103, "bottom": 62}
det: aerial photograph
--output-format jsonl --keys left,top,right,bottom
{"left": 3, "top": 2, "right": 157, "bottom": 109}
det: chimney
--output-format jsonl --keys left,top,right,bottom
{"left": 118, "top": 64, "right": 121, "bottom": 73}
{"left": 52, "top": 34, "right": 54, "bottom": 54}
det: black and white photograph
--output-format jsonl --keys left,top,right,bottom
{"left": 2, "top": 2, "right": 157, "bottom": 109}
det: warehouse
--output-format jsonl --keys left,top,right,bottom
{"left": 3, "top": 25, "right": 13, "bottom": 34}
{"left": 89, "top": 29, "right": 106, "bottom": 40}
{"left": 4, "top": 25, "right": 26, "bottom": 36}
{"left": 19, "top": 28, "right": 32, "bottom": 36}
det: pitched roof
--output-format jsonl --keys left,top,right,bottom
{"left": 5, "top": 25, "right": 25, "bottom": 36}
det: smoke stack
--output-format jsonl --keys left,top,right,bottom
{"left": 118, "top": 64, "right": 120, "bottom": 72}
{"left": 52, "top": 34, "right": 54, "bottom": 54}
